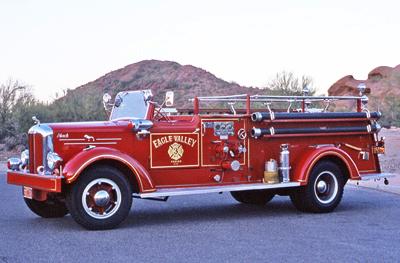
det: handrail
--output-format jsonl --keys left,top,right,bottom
{"left": 189, "top": 93, "right": 368, "bottom": 114}
{"left": 195, "top": 94, "right": 248, "bottom": 100}
{"left": 191, "top": 94, "right": 364, "bottom": 102}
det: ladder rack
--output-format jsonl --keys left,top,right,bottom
{"left": 189, "top": 92, "right": 369, "bottom": 114}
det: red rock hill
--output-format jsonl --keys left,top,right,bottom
{"left": 328, "top": 65, "right": 400, "bottom": 126}
{"left": 328, "top": 65, "right": 400, "bottom": 98}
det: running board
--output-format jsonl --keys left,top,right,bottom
{"left": 137, "top": 182, "right": 301, "bottom": 198}
{"left": 358, "top": 172, "right": 396, "bottom": 181}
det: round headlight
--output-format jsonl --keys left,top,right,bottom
{"left": 7, "top": 157, "right": 21, "bottom": 171}
{"left": 21, "top": 150, "right": 29, "bottom": 167}
{"left": 47, "top": 152, "right": 62, "bottom": 170}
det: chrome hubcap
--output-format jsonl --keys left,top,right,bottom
{"left": 82, "top": 178, "right": 121, "bottom": 219}
{"left": 316, "top": 180, "right": 328, "bottom": 194}
{"left": 314, "top": 171, "right": 338, "bottom": 204}
{"left": 93, "top": 190, "right": 110, "bottom": 207}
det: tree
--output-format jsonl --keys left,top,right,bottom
{"left": 268, "top": 71, "right": 315, "bottom": 96}
{"left": 0, "top": 79, "right": 27, "bottom": 139}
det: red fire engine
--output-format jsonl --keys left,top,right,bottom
{"left": 6, "top": 85, "right": 394, "bottom": 230}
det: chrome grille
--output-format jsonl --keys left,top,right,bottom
{"left": 28, "top": 133, "right": 34, "bottom": 173}
{"left": 28, "top": 124, "right": 54, "bottom": 174}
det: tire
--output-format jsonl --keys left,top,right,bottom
{"left": 231, "top": 190, "right": 275, "bottom": 205}
{"left": 66, "top": 165, "right": 132, "bottom": 230}
{"left": 24, "top": 196, "right": 68, "bottom": 218}
{"left": 290, "top": 161, "right": 345, "bottom": 213}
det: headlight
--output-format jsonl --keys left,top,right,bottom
{"left": 7, "top": 158, "right": 21, "bottom": 171}
{"left": 47, "top": 151, "right": 63, "bottom": 170}
{"left": 21, "top": 150, "right": 29, "bottom": 167}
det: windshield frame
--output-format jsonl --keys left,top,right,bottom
{"left": 109, "top": 90, "right": 150, "bottom": 121}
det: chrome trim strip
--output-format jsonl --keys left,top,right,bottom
{"left": 64, "top": 142, "right": 118, "bottom": 145}
{"left": 96, "top": 138, "right": 122, "bottom": 141}
{"left": 358, "top": 173, "right": 396, "bottom": 181}
{"left": 59, "top": 138, "right": 121, "bottom": 142}
{"left": 137, "top": 182, "right": 301, "bottom": 198}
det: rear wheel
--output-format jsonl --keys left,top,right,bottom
{"left": 66, "top": 165, "right": 132, "bottom": 230}
{"left": 231, "top": 190, "right": 275, "bottom": 205}
{"left": 24, "top": 196, "right": 68, "bottom": 218}
{"left": 290, "top": 161, "right": 345, "bottom": 213}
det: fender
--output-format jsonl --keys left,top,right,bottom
{"left": 62, "top": 147, "right": 156, "bottom": 193}
{"left": 293, "top": 146, "right": 360, "bottom": 185}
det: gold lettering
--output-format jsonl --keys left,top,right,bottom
{"left": 153, "top": 139, "right": 159, "bottom": 148}
{"left": 154, "top": 135, "right": 197, "bottom": 149}
{"left": 188, "top": 138, "right": 197, "bottom": 147}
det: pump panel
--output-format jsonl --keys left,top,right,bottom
{"left": 201, "top": 118, "right": 246, "bottom": 167}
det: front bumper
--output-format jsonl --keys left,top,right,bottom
{"left": 7, "top": 170, "right": 62, "bottom": 192}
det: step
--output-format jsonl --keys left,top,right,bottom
{"left": 137, "top": 182, "right": 301, "bottom": 198}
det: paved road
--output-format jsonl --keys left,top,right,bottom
{"left": 0, "top": 171, "right": 399, "bottom": 263}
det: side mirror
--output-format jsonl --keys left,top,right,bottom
{"left": 114, "top": 94, "right": 123, "bottom": 107}
{"left": 165, "top": 91, "right": 174, "bottom": 107}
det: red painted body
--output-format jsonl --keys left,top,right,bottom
{"left": 7, "top": 93, "right": 383, "bottom": 201}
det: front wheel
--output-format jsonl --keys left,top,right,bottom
{"left": 290, "top": 161, "right": 345, "bottom": 213}
{"left": 66, "top": 166, "right": 132, "bottom": 230}
{"left": 24, "top": 196, "right": 68, "bottom": 218}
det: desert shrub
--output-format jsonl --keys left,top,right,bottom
{"left": 371, "top": 93, "right": 400, "bottom": 127}
{"left": 50, "top": 88, "right": 106, "bottom": 122}
{"left": 265, "top": 71, "right": 315, "bottom": 110}
{"left": 167, "top": 80, "right": 179, "bottom": 89}
{"left": 4, "top": 133, "right": 27, "bottom": 151}
{"left": 268, "top": 71, "right": 315, "bottom": 96}
{"left": 0, "top": 80, "right": 33, "bottom": 139}
{"left": 4, "top": 136, "right": 18, "bottom": 151}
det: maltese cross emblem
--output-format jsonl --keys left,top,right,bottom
{"left": 168, "top": 142, "right": 184, "bottom": 161}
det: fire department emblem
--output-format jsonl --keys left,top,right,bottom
{"left": 168, "top": 142, "right": 184, "bottom": 161}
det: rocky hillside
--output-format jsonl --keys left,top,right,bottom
{"left": 328, "top": 64, "right": 400, "bottom": 126}
{"left": 328, "top": 65, "right": 400, "bottom": 98}
{"left": 63, "top": 60, "right": 265, "bottom": 109}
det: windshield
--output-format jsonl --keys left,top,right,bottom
{"left": 110, "top": 91, "right": 149, "bottom": 120}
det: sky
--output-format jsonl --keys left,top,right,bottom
{"left": 0, "top": 0, "right": 399, "bottom": 101}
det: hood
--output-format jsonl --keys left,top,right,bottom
{"left": 48, "top": 120, "right": 132, "bottom": 134}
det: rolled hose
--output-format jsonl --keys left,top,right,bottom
{"left": 251, "top": 111, "right": 382, "bottom": 122}
{"left": 251, "top": 123, "right": 381, "bottom": 138}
